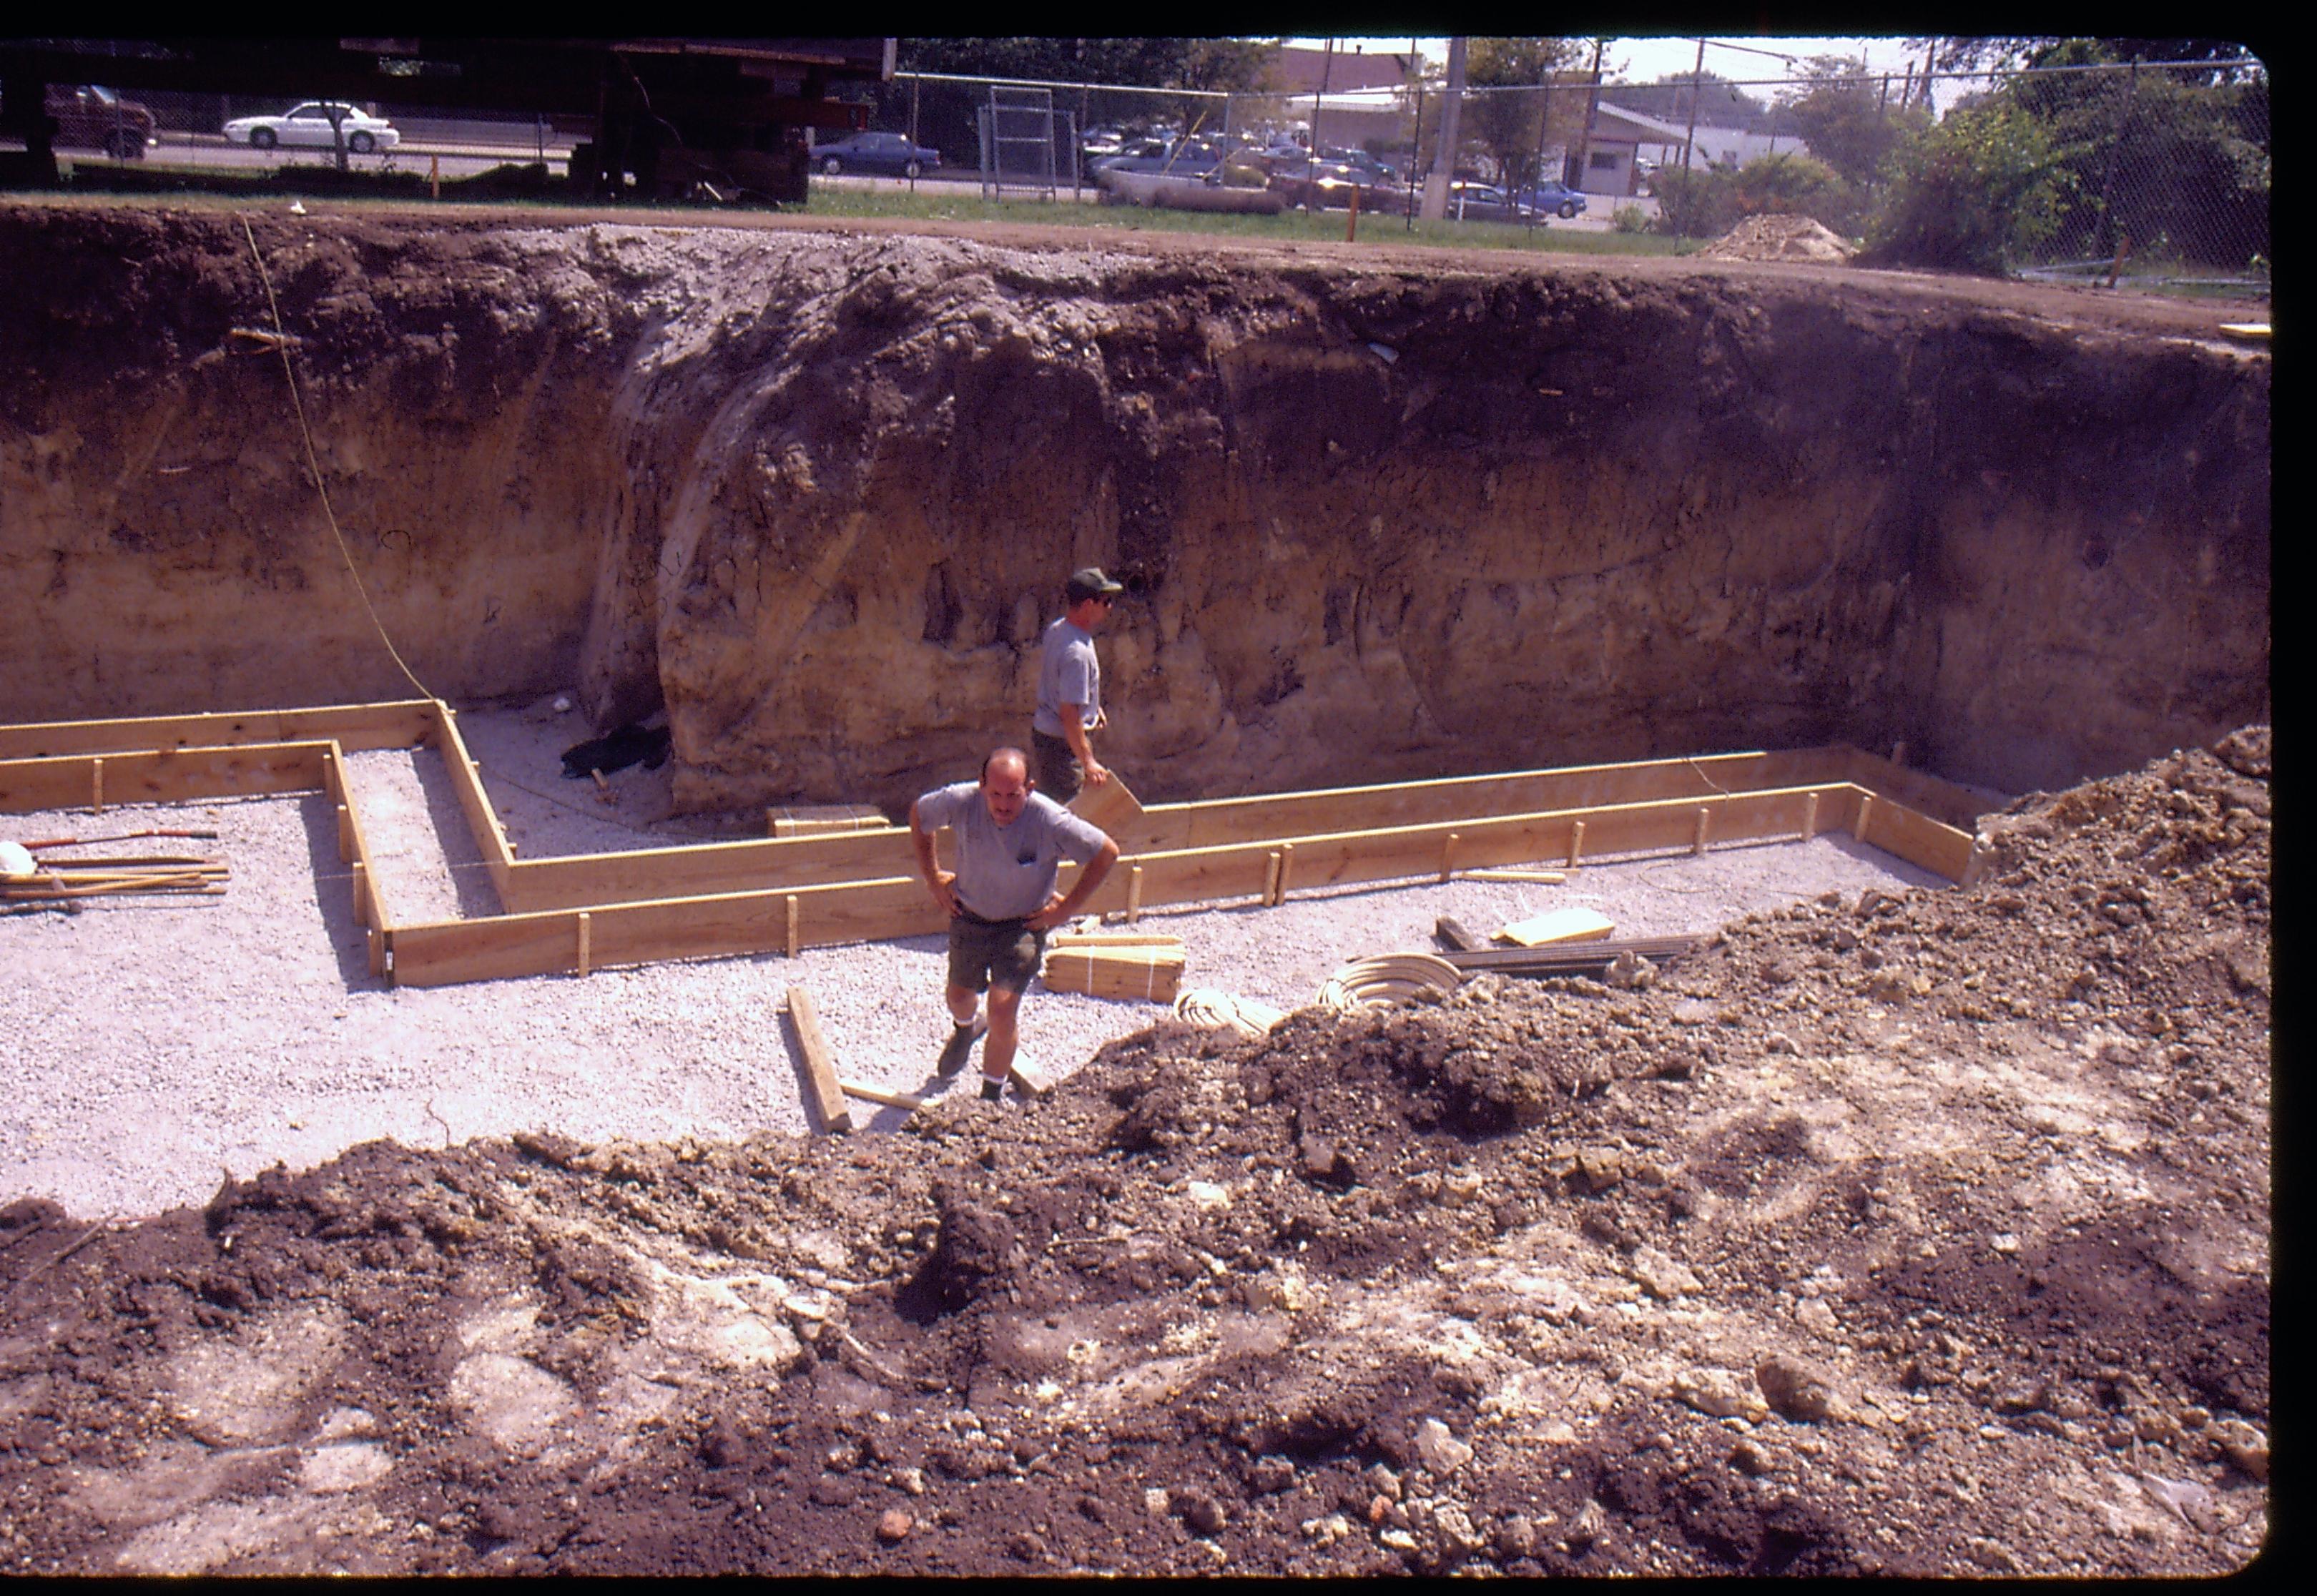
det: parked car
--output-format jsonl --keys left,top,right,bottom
{"left": 1080, "top": 126, "right": 1126, "bottom": 160}
{"left": 810, "top": 130, "right": 941, "bottom": 178}
{"left": 1320, "top": 147, "right": 1402, "bottom": 185}
{"left": 44, "top": 84, "right": 155, "bottom": 159}
{"left": 1443, "top": 182, "right": 1541, "bottom": 225}
{"left": 1513, "top": 179, "right": 1588, "bottom": 218}
{"left": 222, "top": 102, "right": 399, "bottom": 153}
{"left": 1269, "top": 162, "right": 1411, "bottom": 215}
{"left": 1089, "top": 135, "right": 1226, "bottom": 179}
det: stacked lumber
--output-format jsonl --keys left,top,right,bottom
{"left": 3, "top": 837, "right": 229, "bottom": 907}
{"left": 1043, "top": 927, "right": 1184, "bottom": 1003}
{"left": 767, "top": 803, "right": 889, "bottom": 839}
{"left": 1440, "top": 934, "right": 1701, "bottom": 977}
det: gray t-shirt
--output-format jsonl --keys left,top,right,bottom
{"left": 1033, "top": 616, "right": 1100, "bottom": 739}
{"left": 915, "top": 782, "right": 1111, "bottom": 921}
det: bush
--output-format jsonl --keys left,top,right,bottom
{"left": 1611, "top": 204, "right": 1651, "bottom": 233}
{"left": 1648, "top": 163, "right": 1742, "bottom": 239}
{"left": 1862, "top": 101, "right": 2075, "bottom": 275}
{"left": 1732, "top": 152, "right": 1864, "bottom": 235}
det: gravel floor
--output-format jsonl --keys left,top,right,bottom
{"left": 2, "top": 704, "right": 1952, "bottom": 1220}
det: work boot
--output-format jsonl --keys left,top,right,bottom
{"left": 979, "top": 1078, "right": 1005, "bottom": 1103}
{"left": 936, "top": 1016, "right": 988, "bottom": 1077}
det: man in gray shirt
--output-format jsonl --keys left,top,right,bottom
{"left": 1033, "top": 566, "right": 1123, "bottom": 804}
{"left": 910, "top": 747, "right": 1120, "bottom": 1102}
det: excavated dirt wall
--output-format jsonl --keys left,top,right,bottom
{"left": 0, "top": 205, "right": 2269, "bottom": 805}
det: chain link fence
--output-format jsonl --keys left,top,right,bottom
{"left": 817, "top": 56, "right": 2266, "bottom": 290}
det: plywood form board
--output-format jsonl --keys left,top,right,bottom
{"left": 1135, "top": 746, "right": 1857, "bottom": 852}
{"left": 1843, "top": 747, "right": 1992, "bottom": 832}
{"left": 1853, "top": 792, "right": 1977, "bottom": 882}
{"left": 428, "top": 705, "right": 514, "bottom": 899}
{"left": 1064, "top": 770, "right": 1146, "bottom": 837}
{"left": 0, "top": 742, "right": 333, "bottom": 814}
{"left": 385, "top": 873, "right": 948, "bottom": 987}
{"left": 387, "top": 786, "right": 1885, "bottom": 987}
{"left": 487, "top": 746, "right": 1861, "bottom": 914}
{"left": 325, "top": 741, "right": 391, "bottom": 975}
{"left": 0, "top": 701, "right": 436, "bottom": 761}
{"left": 496, "top": 825, "right": 920, "bottom": 914}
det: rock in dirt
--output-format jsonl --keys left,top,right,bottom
{"left": 1413, "top": 1417, "right": 1475, "bottom": 1475}
{"left": 1756, "top": 1353, "right": 1841, "bottom": 1422}
{"left": 1169, "top": 1486, "right": 1228, "bottom": 1535}
{"left": 876, "top": 1509, "right": 913, "bottom": 1543}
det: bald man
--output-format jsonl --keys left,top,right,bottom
{"left": 910, "top": 747, "right": 1120, "bottom": 1102}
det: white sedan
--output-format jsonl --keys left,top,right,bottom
{"left": 222, "top": 102, "right": 400, "bottom": 154}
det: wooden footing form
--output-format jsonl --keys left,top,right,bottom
{"left": 2, "top": 701, "right": 1989, "bottom": 989}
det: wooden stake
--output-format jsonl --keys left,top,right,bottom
{"left": 1854, "top": 792, "right": 1876, "bottom": 844}
{"left": 1275, "top": 841, "right": 1294, "bottom": 905}
{"left": 1802, "top": 791, "right": 1820, "bottom": 840}
{"left": 1693, "top": 806, "right": 1711, "bottom": 856}
{"left": 1890, "top": 740, "right": 1907, "bottom": 768}
{"left": 786, "top": 985, "right": 852, "bottom": 1133}
{"left": 840, "top": 1078, "right": 928, "bottom": 1113}
{"left": 1568, "top": 820, "right": 1585, "bottom": 870}
{"left": 92, "top": 756, "right": 104, "bottom": 814}
{"left": 336, "top": 802, "right": 355, "bottom": 862}
{"left": 1440, "top": 832, "right": 1460, "bottom": 883}
{"left": 575, "top": 911, "right": 591, "bottom": 977}
{"left": 1261, "top": 849, "right": 1282, "bottom": 907}
{"left": 350, "top": 858, "right": 368, "bottom": 927}
{"left": 1126, "top": 863, "right": 1143, "bottom": 925}
{"left": 784, "top": 894, "right": 800, "bottom": 958}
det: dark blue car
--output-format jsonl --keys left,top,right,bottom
{"left": 812, "top": 131, "right": 942, "bottom": 178}
{"left": 1512, "top": 179, "right": 1589, "bottom": 218}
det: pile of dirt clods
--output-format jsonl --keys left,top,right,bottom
{"left": 0, "top": 730, "right": 2270, "bottom": 1576}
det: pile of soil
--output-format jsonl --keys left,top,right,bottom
{"left": 0, "top": 731, "right": 2269, "bottom": 1575}
{"left": 1698, "top": 215, "right": 1861, "bottom": 263}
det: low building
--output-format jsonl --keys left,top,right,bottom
{"left": 1575, "top": 102, "right": 1813, "bottom": 195}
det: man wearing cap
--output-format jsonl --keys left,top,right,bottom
{"left": 1033, "top": 567, "right": 1124, "bottom": 805}
{"left": 911, "top": 746, "right": 1119, "bottom": 1102}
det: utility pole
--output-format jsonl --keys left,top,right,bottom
{"left": 1422, "top": 35, "right": 1466, "bottom": 220}
{"left": 1570, "top": 36, "right": 1605, "bottom": 189}
{"left": 1312, "top": 36, "right": 1332, "bottom": 155}
{"left": 1681, "top": 36, "right": 1705, "bottom": 177}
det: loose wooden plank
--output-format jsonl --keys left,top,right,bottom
{"left": 841, "top": 1078, "right": 930, "bottom": 1112}
{"left": 785, "top": 986, "right": 852, "bottom": 1133}
{"left": 0, "top": 742, "right": 331, "bottom": 814}
{"left": 1497, "top": 907, "right": 1615, "bottom": 947}
{"left": 1442, "top": 935, "right": 1700, "bottom": 974}
{"left": 1009, "top": 1057, "right": 1057, "bottom": 1097}
{"left": 1066, "top": 770, "right": 1145, "bottom": 838}
{"left": 0, "top": 701, "right": 436, "bottom": 761}
{"left": 1048, "top": 931, "right": 1184, "bottom": 948}
{"left": 1462, "top": 868, "right": 1568, "bottom": 883}
{"left": 1434, "top": 915, "right": 1487, "bottom": 952}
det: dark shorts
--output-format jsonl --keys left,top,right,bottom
{"left": 947, "top": 912, "right": 1046, "bottom": 995}
{"left": 1033, "top": 729, "right": 1083, "bottom": 807}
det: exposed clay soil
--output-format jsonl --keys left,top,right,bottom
{"left": 0, "top": 729, "right": 2270, "bottom": 1575}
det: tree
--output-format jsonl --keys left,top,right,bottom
{"left": 1734, "top": 151, "right": 1862, "bottom": 233}
{"left": 1863, "top": 99, "right": 2075, "bottom": 272}
{"left": 1775, "top": 56, "right": 1932, "bottom": 189}
{"left": 1460, "top": 36, "right": 1583, "bottom": 188}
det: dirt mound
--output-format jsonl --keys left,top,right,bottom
{"left": 1698, "top": 214, "right": 1861, "bottom": 263}
{"left": 0, "top": 734, "right": 2269, "bottom": 1575}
